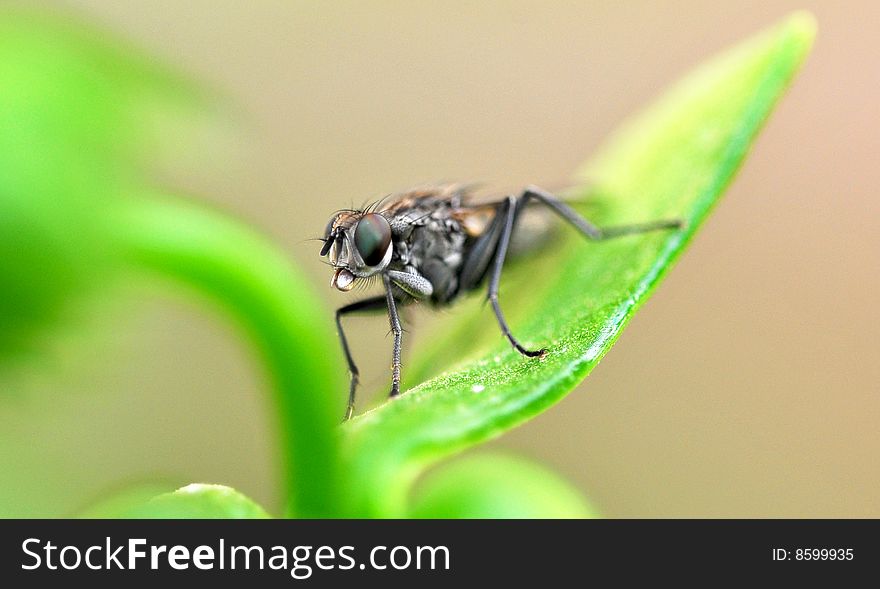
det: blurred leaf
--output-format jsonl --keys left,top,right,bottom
{"left": 342, "top": 13, "right": 816, "bottom": 516}
{"left": 82, "top": 484, "right": 270, "bottom": 519}
{"left": 0, "top": 9, "right": 204, "bottom": 369}
{"left": 0, "top": 10, "right": 343, "bottom": 519}
{"left": 76, "top": 484, "right": 175, "bottom": 518}
{"left": 114, "top": 196, "right": 346, "bottom": 518}
{"left": 409, "top": 453, "right": 595, "bottom": 518}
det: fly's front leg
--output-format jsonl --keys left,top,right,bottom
{"left": 387, "top": 269, "right": 433, "bottom": 300}
{"left": 382, "top": 273, "right": 404, "bottom": 398}
{"left": 335, "top": 296, "right": 387, "bottom": 421}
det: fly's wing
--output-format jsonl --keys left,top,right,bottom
{"left": 380, "top": 182, "right": 479, "bottom": 215}
{"left": 455, "top": 194, "right": 566, "bottom": 292}
{"left": 506, "top": 201, "right": 558, "bottom": 257}
{"left": 456, "top": 200, "right": 507, "bottom": 292}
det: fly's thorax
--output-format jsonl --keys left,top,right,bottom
{"left": 402, "top": 215, "right": 466, "bottom": 269}
{"left": 389, "top": 213, "right": 466, "bottom": 304}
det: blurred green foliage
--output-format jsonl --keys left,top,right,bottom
{"left": 0, "top": 11, "right": 197, "bottom": 366}
{"left": 0, "top": 10, "right": 813, "bottom": 518}
{"left": 409, "top": 453, "right": 595, "bottom": 518}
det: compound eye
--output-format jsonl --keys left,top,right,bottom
{"left": 354, "top": 213, "right": 391, "bottom": 267}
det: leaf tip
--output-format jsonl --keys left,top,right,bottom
{"left": 778, "top": 11, "right": 817, "bottom": 64}
{"left": 784, "top": 10, "right": 818, "bottom": 41}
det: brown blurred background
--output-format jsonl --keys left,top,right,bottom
{"left": 1, "top": 0, "right": 877, "bottom": 517}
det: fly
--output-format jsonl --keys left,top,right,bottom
{"left": 319, "top": 183, "right": 681, "bottom": 420}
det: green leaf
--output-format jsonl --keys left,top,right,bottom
{"left": 0, "top": 9, "right": 206, "bottom": 371}
{"left": 0, "top": 10, "right": 344, "bottom": 517}
{"left": 409, "top": 453, "right": 596, "bottom": 519}
{"left": 342, "top": 12, "right": 816, "bottom": 517}
{"left": 81, "top": 484, "right": 270, "bottom": 519}
{"left": 113, "top": 195, "right": 346, "bottom": 518}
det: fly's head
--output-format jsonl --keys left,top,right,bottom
{"left": 320, "top": 210, "right": 393, "bottom": 292}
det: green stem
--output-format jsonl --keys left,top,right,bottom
{"left": 111, "top": 195, "right": 344, "bottom": 517}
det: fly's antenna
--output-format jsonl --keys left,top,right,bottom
{"left": 320, "top": 231, "right": 337, "bottom": 256}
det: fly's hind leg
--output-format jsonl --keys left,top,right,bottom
{"left": 486, "top": 186, "right": 682, "bottom": 358}
{"left": 520, "top": 185, "right": 683, "bottom": 239}
{"left": 486, "top": 196, "right": 547, "bottom": 357}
